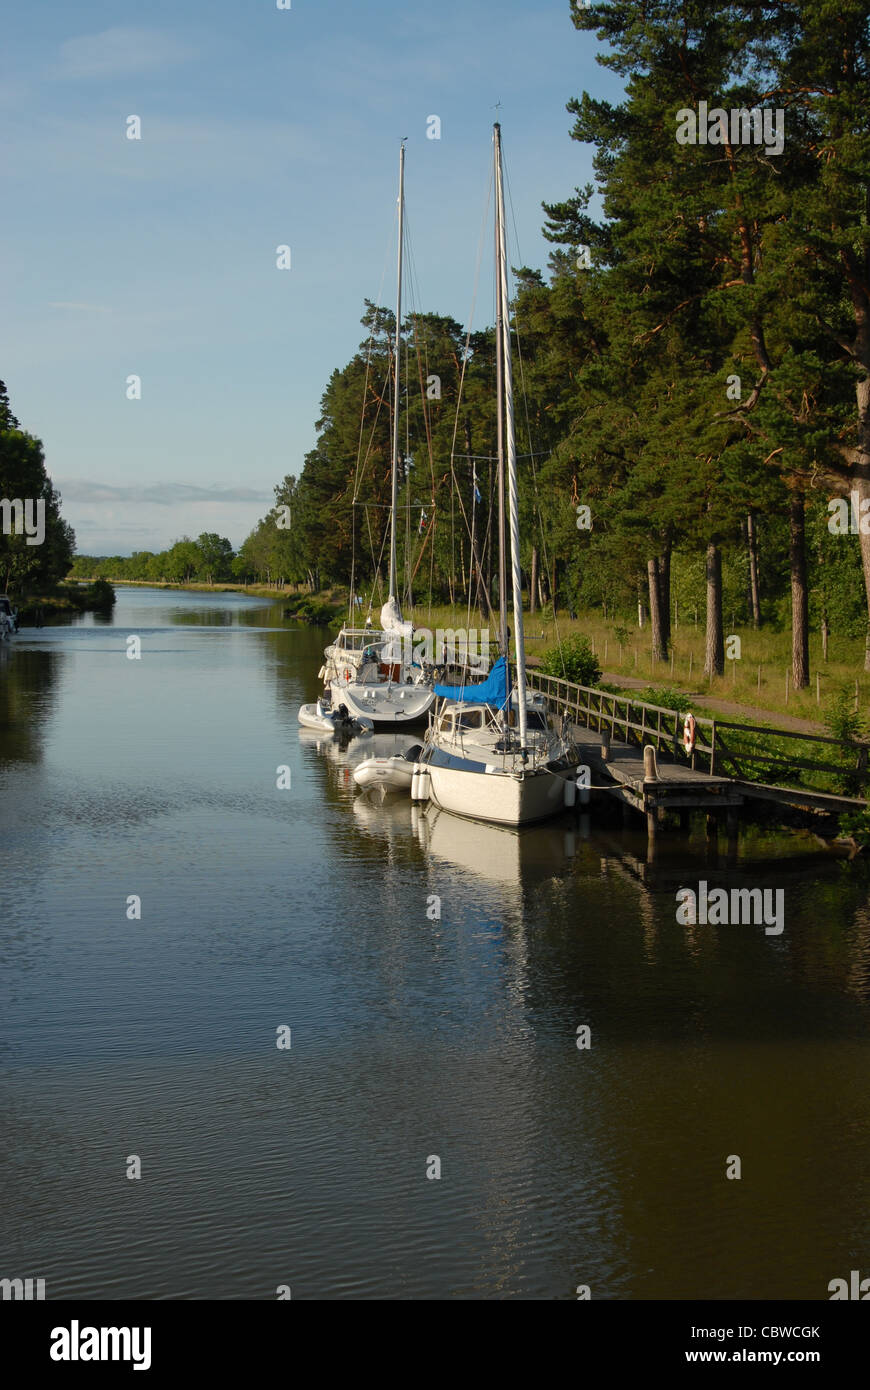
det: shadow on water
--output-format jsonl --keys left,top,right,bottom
{"left": 0, "top": 644, "right": 64, "bottom": 765}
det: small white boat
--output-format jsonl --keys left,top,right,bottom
{"left": 352, "top": 741, "right": 423, "bottom": 792}
{"left": 297, "top": 699, "right": 373, "bottom": 736}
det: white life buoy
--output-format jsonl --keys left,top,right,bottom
{"left": 682, "top": 712, "right": 696, "bottom": 756}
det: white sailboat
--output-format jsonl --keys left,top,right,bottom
{"left": 324, "top": 142, "right": 436, "bottom": 727}
{"left": 412, "top": 124, "right": 578, "bottom": 826}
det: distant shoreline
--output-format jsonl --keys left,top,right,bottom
{"left": 72, "top": 579, "right": 294, "bottom": 598}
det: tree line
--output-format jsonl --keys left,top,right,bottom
{"left": 64, "top": 2, "right": 870, "bottom": 692}
{"left": 0, "top": 380, "right": 75, "bottom": 594}
{"left": 211, "top": 0, "right": 867, "bottom": 687}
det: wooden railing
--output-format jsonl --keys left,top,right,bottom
{"left": 526, "top": 671, "right": 869, "bottom": 798}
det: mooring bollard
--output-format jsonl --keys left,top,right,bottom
{"left": 643, "top": 744, "right": 659, "bottom": 783}
{"left": 601, "top": 729, "right": 611, "bottom": 761}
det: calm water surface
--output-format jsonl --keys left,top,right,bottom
{"left": 1, "top": 587, "right": 869, "bottom": 1299}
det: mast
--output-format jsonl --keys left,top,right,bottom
{"left": 388, "top": 140, "right": 406, "bottom": 605}
{"left": 493, "top": 138, "right": 508, "bottom": 658}
{"left": 494, "top": 122, "right": 528, "bottom": 748}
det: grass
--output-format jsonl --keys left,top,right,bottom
{"left": 402, "top": 601, "right": 869, "bottom": 728}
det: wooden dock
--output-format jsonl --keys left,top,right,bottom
{"left": 571, "top": 725, "right": 743, "bottom": 814}
{"left": 526, "top": 671, "right": 868, "bottom": 848}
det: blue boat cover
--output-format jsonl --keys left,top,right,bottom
{"left": 434, "top": 655, "right": 509, "bottom": 707}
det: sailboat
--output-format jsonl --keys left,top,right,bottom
{"left": 322, "top": 142, "right": 436, "bottom": 727}
{"left": 411, "top": 124, "right": 578, "bottom": 826}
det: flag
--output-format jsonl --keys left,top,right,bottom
{"left": 472, "top": 463, "right": 481, "bottom": 505}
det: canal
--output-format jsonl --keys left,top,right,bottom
{"left": 1, "top": 586, "right": 869, "bottom": 1298}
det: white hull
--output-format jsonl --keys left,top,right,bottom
{"left": 297, "top": 703, "right": 373, "bottom": 735}
{"left": 422, "top": 759, "right": 568, "bottom": 826}
{"left": 353, "top": 754, "right": 417, "bottom": 792}
{"left": 329, "top": 679, "right": 435, "bottom": 726}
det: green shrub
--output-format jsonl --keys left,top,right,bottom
{"left": 838, "top": 808, "right": 870, "bottom": 845}
{"left": 824, "top": 685, "right": 869, "bottom": 796}
{"left": 635, "top": 686, "right": 686, "bottom": 712}
{"left": 88, "top": 578, "right": 116, "bottom": 611}
{"left": 539, "top": 634, "right": 602, "bottom": 687}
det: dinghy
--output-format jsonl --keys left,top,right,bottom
{"left": 297, "top": 699, "right": 373, "bottom": 736}
{"left": 352, "top": 741, "right": 423, "bottom": 792}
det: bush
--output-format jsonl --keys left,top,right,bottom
{"left": 824, "top": 683, "right": 867, "bottom": 743}
{"left": 635, "top": 685, "right": 687, "bottom": 712}
{"left": 823, "top": 684, "right": 869, "bottom": 796}
{"left": 538, "top": 634, "right": 602, "bottom": 687}
{"left": 838, "top": 808, "right": 870, "bottom": 847}
{"left": 88, "top": 578, "right": 116, "bottom": 612}
{"left": 283, "top": 597, "right": 335, "bottom": 626}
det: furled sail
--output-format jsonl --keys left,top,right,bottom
{"left": 434, "top": 655, "right": 509, "bottom": 707}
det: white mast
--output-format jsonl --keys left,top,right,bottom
{"left": 388, "top": 140, "right": 406, "bottom": 606}
{"left": 494, "top": 123, "right": 528, "bottom": 748}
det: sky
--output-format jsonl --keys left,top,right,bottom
{"left": 1, "top": 0, "right": 624, "bottom": 555}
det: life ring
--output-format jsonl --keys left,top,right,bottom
{"left": 344, "top": 668, "right": 352, "bottom": 683}
{"left": 682, "top": 712, "right": 696, "bottom": 756}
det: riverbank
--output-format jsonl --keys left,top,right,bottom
{"left": 14, "top": 580, "right": 116, "bottom": 623}
{"left": 62, "top": 579, "right": 868, "bottom": 729}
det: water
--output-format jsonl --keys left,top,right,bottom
{"left": 1, "top": 587, "right": 869, "bottom": 1299}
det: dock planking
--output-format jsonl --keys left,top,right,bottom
{"left": 570, "top": 724, "right": 743, "bottom": 813}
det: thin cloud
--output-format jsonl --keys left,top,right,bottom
{"left": 55, "top": 27, "right": 194, "bottom": 80}
{"left": 58, "top": 481, "right": 272, "bottom": 506}
{"left": 49, "top": 302, "right": 112, "bottom": 313}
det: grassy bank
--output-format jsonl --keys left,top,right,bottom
{"left": 69, "top": 577, "right": 869, "bottom": 726}
{"left": 401, "top": 602, "right": 868, "bottom": 728}
{"left": 16, "top": 580, "right": 116, "bottom": 622}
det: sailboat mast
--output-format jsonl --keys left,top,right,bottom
{"left": 388, "top": 140, "right": 406, "bottom": 604}
{"left": 494, "top": 122, "right": 528, "bottom": 748}
{"left": 493, "top": 139, "right": 508, "bottom": 658}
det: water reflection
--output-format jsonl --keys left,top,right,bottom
{"left": 2, "top": 587, "right": 870, "bottom": 1300}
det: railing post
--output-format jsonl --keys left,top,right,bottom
{"left": 710, "top": 720, "right": 716, "bottom": 776}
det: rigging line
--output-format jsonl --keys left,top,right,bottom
{"left": 402, "top": 207, "right": 439, "bottom": 515}
{"left": 446, "top": 164, "right": 494, "bottom": 574}
{"left": 353, "top": 500, "right": 431, "bottom": 510}
{"left": 351, "top": 205, "right": 396, "bottom": 510}
{"left": 503, "top": 161, "right": 568, "bottom": 676}
{"left": 395, "top": 201, "right": 439, "bottom": 616}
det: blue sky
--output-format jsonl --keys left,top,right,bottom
{"left": 1, "top": 0, "right": 623, "bottom": 554}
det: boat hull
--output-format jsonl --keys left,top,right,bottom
{"left": 297, "top": 704, "right": 373, "bottom": 735}
{"left": 353, "top": 756, "right": 416, "bottom": 792}
{"left": 329, "top": 680, "right": 435, "bottom": 726}
{"left": 422, "top": 759, "right": 568, "bottom": 826}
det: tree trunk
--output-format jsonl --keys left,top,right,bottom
{"left": 704, "top": 543, "right": 724, "bottom": 678}
{"left": 852, "top": 346, "right": 870, "bottom": 670}
{"left": 656, "top": 545, "right": 671, "bottom": 648}
{"left": 747, "top": 512, "right": 761, "bottom": 628}
{"left": 551, "top": 561, "right": 557, "bottom": 617}
{"left": 648, "top": 557, "right": 667, "bottom": 660}
{"left": 530, "top": 546, "right": 538, "bottom": 617}
{"left": 857, "top": 471, "right": 870, "bottom": 671}
{"left": 789, "top": 495, "right": 810, "bottom": 689}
